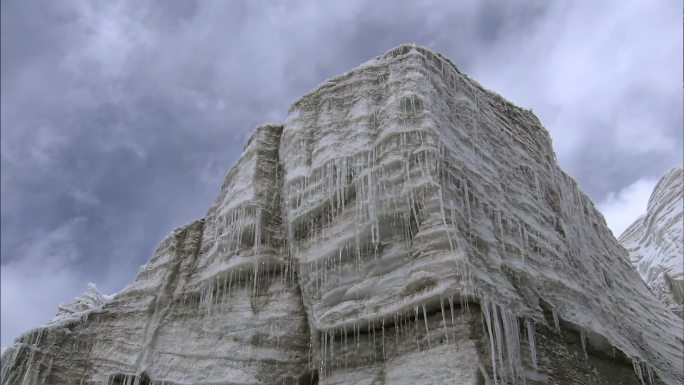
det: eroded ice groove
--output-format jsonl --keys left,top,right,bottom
{"left": 2, "top": 45, "right": 682, "bottom": 385}
{"left": 620, "top": 167, "right": 683, "bottom": 318}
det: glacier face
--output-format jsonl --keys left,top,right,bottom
{"left": 2, "top": 45, "right": 682, "bottom": 385}
{"left": 620, "top": 167, "right": 683, "bottom": 318}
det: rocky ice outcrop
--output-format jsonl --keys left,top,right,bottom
{"left": 619, "top": 167, "right": 683, "bottom": 317}
{"left": 2, "top": 45, "right": 682, "bottom": 385}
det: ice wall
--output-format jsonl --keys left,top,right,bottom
{"left": 280, "top": 45, "right": 683, "bottom": 385}
{"left": 1, "top": 45, "right": 682, "bottom": 385}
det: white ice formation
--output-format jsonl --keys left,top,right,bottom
{"left": 48, "top": 283, "right": 111, "bottom": 325}
{"left": 2, "top": 45, "right": 682, "bottom": 385}
{"left": 620, "top": 167, "right": 683, "bottom": 318}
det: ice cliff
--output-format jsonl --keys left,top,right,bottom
{"left": 619, "top": 167, "right": 683, "bottom": 318}
{"left": 2, "top": 45, "right": 682, "bottom": 385}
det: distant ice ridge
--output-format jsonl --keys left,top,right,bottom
{"left": 49, "top": 283, "right": 113, "bottom": 324}
{"left": 620, "top": 167, "right": 684, "bottom": 317}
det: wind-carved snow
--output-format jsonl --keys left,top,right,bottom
{"left": 1, "top": 45, "right": 682, "bottom": 385}
{"left": 49, "top": 283, "right": 112, "bottom": 324}
{"left": 620, "top": 167, "right": 683, "bottom": 317}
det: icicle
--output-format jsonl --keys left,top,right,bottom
{"left": 228, "top": 270, "right": 233, "bottom": 298}
{"left": 646, "top": 364, "right": 656, "bottom": 385}
{"left": 448, "top": 296, "right": 458, "bottom": 348}
{"left": 422, "top": 304, "right": 431, "bottom": 349}
{"left": 437, "top": 188, "right": 455, "bottom": 251}
{"left": 322, "top": 330, "right": 327, "bottom": 378}
{"left": 450, "top": 199, "right": 457, "bottom": 227}
{"left": 491, "top": 304, "right": 507, "bottom": 383}
{"left": 395, "top": 313, "right": 400, "bottom": 347}
{"left": 580, "top": 329, "right": 588, "bottom": 359}
{"left": 633, "top": 359, "right": 646, "bottom": 385}
{"left": 253, "top": 206, "right": 262, "bottom": 254}
{"left": 440, "top": 297, "right": 449, "bottom": 345}
{"left": 330, "top": 329, "right": 334, "bottom": 366}
{"left": 414, "top": 306, "right": 421, "bottom": 350}
{"left": 518, "top": 221, "right": 526, "bottom": 264}
{"left": 448, "top": 296, "right": 456, "bottom": 326}
{"left": 372, "top": 320, "right": 377, "bottom": 360}
{"left": 504, "top": 309, "right": 523, "bottom": 381}
{"left": 381, "top": 318, "right": 386, "bottom": 361}
{"left": 353, "top": 322, "right": 359, "bottom": 355}
{"left": 526, "top": 320, "right": 538, "bottom": 373}
{"left": 498, "top": 210, "right": 505, "bottom": 251}
{"left": 221, "top": 274, "right": 227, "bottom": 305}
{"left": 552, "top": 307, "right": 560, "bottom": 334}
{"left": 463, "top": 177, "right": 472, "bottom": 224}
{"left": 631, "top": 359, "right": 657, "bottom": 385}
{"left": 482, "top": 300, "right": 499, "bottom": 385}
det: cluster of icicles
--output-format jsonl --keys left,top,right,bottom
{"left": 208, "top": 204, "right": 264, "bottom": 257}
{"left": 312, "top": 300, "right": 567, "bottom": 384}
{"left": 194, "top": 262, "right": 291, "bottom": 317}
{"left": 106, "top": 374, "right": 151, "bottom": 385}
{"left": 309, "top": 296, "right": 482, "bottom": 381}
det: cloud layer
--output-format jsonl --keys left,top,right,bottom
{"left": 1, "top": 0, "right": 681, "bottom": 347}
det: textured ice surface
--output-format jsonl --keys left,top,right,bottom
{"left": 620, "top": 167, "right": 683, "bottom": 317}
{"left": 2, "top": 45, "right": 682, "bottom": 385}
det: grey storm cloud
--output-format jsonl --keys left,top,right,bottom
{"left": 1, "top": 0, "right": 681, "bottom": 347}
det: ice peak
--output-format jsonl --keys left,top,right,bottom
{"left": 50, "top": 282, "right": 110, "bottom": 324}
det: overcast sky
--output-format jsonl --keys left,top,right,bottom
{"left": 1, "top": 0, "right": 681, "bottom": 348}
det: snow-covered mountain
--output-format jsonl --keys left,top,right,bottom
{"left": 1, "top": 45, "right": 682, "bottom": 385}
{"left": 620, "top": 167, "right": 683, "bottom": 317}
